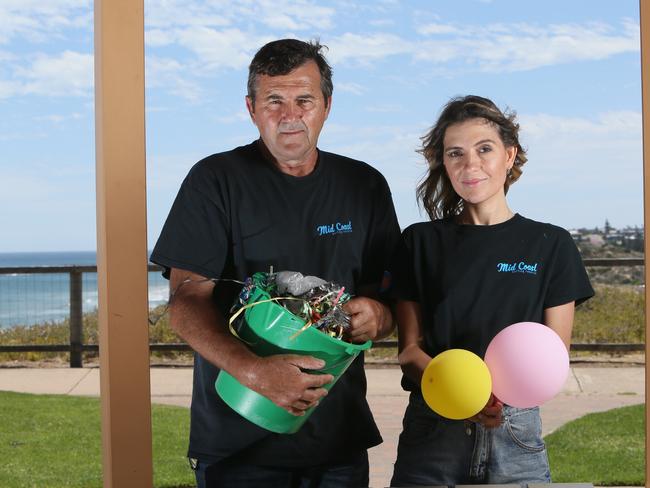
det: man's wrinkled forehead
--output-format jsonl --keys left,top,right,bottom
{"left": 255, "top": 62, "right": 323, "bottom": 97}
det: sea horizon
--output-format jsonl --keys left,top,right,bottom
{"left": 0, "top": 250, "right": 158, "bottom": 267}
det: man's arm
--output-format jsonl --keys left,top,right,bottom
{"left": 169, "top": 268, "right": 334, "bottom": 415}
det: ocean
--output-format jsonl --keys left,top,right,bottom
{"left": 0, "top": 251, "right": 169, "bottom": 329}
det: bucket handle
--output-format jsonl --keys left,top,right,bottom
{"left": 228, "top": 296, "right": 305, "bottom": 344}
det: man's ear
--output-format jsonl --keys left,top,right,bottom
{"left": 324, "top": 96, "right": 332, "bottom": 120}
{"left": 245, "top": 96, "right": 256, "bottom": 125}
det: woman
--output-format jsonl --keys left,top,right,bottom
{"left": 390, "top": 95, "right": 594, "bottom": 486}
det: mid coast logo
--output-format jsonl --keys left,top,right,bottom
{"left": 496, "top": 261, "right": 539, "bottom": 275}
{"left": 316, "top": 220, "right": 353, "bottom": 236}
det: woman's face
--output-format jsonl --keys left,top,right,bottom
{"left": 442, "top": 117, "right": 517, "bottom": 208}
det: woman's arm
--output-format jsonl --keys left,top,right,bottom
{"left": 396, "top": 300, "right": 432, "bottom": 384}
{"left": 543, "top": 301, "right": 576, "bottom": 351}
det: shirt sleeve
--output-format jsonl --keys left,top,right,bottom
{"left": 544, "top": 229, "right": 595, "bottom": 308}
{"left": 150, "top": 162, "right": 230, "bottom": 280}
{"left": 359, "top": 174, "right": 402, "bottom": 291}
{"left": 359, "top": 174, "right": 400, "bottom": 298}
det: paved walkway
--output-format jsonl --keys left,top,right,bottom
{"left": 0, "top": 364, "right": 644, "bottom": 488}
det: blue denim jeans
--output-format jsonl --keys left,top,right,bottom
{"left": 390, "top": 393, "right": 551, "bottom": 486}
{"left": 193, "top": 450, "right": 369, "bottom": 488}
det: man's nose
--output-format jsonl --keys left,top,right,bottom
{"left": 282, "top": 102, "right": 303, "bottom": 120}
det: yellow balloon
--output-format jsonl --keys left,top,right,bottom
{"left": 421, "top": 349, "right": 492, "bottom": 420}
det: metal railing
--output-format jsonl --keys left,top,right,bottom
{"left": 0, "top": 264, "right": 164, "bottom": 367}
{"left": 0, "top": 258, "right": 645, "bottom": 367}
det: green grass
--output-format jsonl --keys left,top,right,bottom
{"left": 1, "top": 391, "right": 644, "bottom": 487}
{"left": 545, "top": 403, "right": 645, "bottom": 485}
{"left": 0, "top": 391, "right": 194, "bottom": 488}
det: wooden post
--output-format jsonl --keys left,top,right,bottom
{"left": 640, "top": 1, "right": 650, "bottom": 485}
{"left": 69, "top": 268, "right": 83, "bottom": 368}
{"left": 94, "top": 0, "right": 153, "bottom": 487}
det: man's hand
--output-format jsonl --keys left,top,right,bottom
{"left": 343, "top": 296, "right": 393, "bottom": 343}
{"left": 468, "top": 394, "right": 504, "bottom": 428}
{"left": 242, "top": 354, "right": 334, "bottom": 416}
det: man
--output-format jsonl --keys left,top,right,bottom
{"left": 151, "top": 39, "right": 401, "bottom": 487}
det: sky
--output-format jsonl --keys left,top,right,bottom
{"left": 0, "top": 0, "right": 643, "bottom": 252}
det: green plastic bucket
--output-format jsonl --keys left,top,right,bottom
{"left": 215, "top": 286, "right": 371, "bottom": 433}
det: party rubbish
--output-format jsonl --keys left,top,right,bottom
{"left": 232, "top": 271, "right": 353, "bottom": 341}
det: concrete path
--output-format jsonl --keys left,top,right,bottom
{"left": 0, "top": 365, "right": 644, "bottom": 488}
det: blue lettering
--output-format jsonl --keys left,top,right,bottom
{"left": 336, "top": 221, "right": 352, "bottom": 232}
{"left": 517, "top": 262, "right": 538, "bottom": 274}
{"left": 316, "top": 220, "right": 353, "bottom": 236}
{"left": 498, "top": 261, "right": 538, "bottom": 274}
{"left": 316, "top": 224, "right": 335, "bottom": 236}
{"left": 497, "top": 262, "right": 516, "bottom": 272}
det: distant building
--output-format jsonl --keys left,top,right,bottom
{"left": 584, "top": 234, "right": 605, "bottom": 247}
{"left": 604, "top": 219, "right": 612, "bottom": 235}
{"left": 568, "top": 222, "right": 644, "bottom": 251}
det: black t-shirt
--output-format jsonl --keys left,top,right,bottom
{"left": 151, "top": 141, "right": 401, "bottom": 466}
{"left": 391, "top": 214, "right": 594, "bottom": 391}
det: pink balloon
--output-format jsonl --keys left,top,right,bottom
{"left": 484, "top": 322, "right": 569, "bottom": 408}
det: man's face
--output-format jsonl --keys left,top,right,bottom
{"left": 246, "top": 60, "right": 331, "bottom": 171}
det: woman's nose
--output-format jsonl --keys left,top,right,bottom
{"left": 465, "top": 150, "right": 481, "bottom": 168}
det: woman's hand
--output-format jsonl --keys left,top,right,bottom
{"left": 469, "top": 394, "right": 504, "bottom": 428}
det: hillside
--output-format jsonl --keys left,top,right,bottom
{"left": 578, "top": 242, "right": 644, "bottom": 286}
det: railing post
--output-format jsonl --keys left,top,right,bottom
{"left": 69, "top": 268, "right": 83, "bottom": 368}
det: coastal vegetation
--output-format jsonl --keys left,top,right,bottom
{"left": 0, "top": 304, "right": 185, "bottom": 363}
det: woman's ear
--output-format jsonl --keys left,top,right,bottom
{"left": 506, "top": 146, "right": 517, "bottom": 168}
